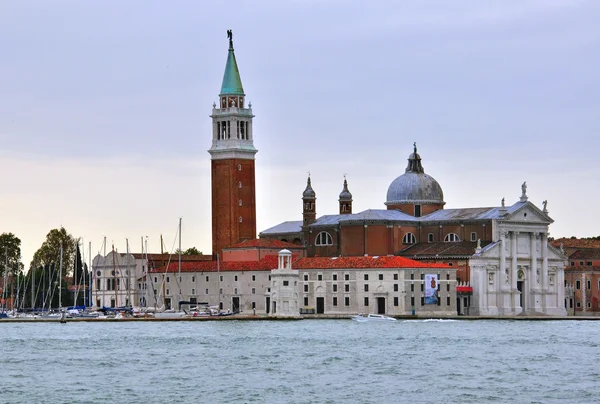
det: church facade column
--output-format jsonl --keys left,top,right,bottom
{"left": 511, "top": 231, "right": 520, "bottom": 312}
{"left": 541, "top": 232, "right": 550, "bottom": 311}
{"left": 500, "top": 232, "right": 507, "bottom": 292}
{"left": 541, "top": 232, "right": 549, "bottom": 291}
{"left": 531, "top": 232, "right": 538, "bottom": 291}
{"left": 511, "top": 231, "right": 518, "bottom": 291}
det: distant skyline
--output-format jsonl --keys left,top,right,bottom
{"left": 2, "top": 1, "right": 599, "bottom": 268}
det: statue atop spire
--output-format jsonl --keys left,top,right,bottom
{"left": 219, "top": 30, "right": 244, "bottom": 96}
{"left": 227, "top": 29, "right": 233, "bottom": 49}
{"left": 413, "top": 142, "right": 417, "bottom": 154}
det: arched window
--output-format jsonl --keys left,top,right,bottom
{"left": 444, "top": 233, "right": 460, "bottom": 242}
{"left": 403, "top": 232, "right": 416, "bottom": 244}
{"left": 315, "top": 231, "right": 333, "bottom": 246}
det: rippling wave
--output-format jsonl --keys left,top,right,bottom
{"left": 0, "top": 320, "right": 599, "bottom": 403}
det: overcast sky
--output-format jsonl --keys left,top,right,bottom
{"left": 1, "top": 0, "right": 599, "bottom": 267}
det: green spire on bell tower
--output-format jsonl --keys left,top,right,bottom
{"left": 220, "top": 30, "right": 245, "bottom": 96}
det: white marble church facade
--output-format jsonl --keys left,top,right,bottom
{"left": 469, "top": 189, "right": 567, "bottom": 316}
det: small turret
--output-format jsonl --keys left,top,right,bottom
{"left": 302, "top": 176, "right": 316, "bottom": 226}
{"left": 338, "top": 176, "right": 353, "bottom": 214}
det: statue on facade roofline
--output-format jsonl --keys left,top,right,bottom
{"left": 521, "top": 181, "right": 527, "bottom": 196}
{"left": 542, "top": 200, "right": 548, "bottom": 212}
{"left": 501, "top": 197, "right": 505, "bottom": 208}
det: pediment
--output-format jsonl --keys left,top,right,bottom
{"left": 547, "top": 244, "right": 567, "bottom": 260}
{"left": 503, "top": 202, "right": 552, "bottom": 224}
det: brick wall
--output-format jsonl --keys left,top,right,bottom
{"left": 211, "top": 159, "right": 256, "bottom": 255}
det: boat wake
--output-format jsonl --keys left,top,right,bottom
{"left": 403, "top": 319, "right": 460, "bottom": 323}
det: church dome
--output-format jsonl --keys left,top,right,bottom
{"left": 385, "top": 146, "right": 444, "bottom": 206}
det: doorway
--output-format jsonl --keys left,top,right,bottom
{"left": 377, "top": 297, "right": 386, "bottom": 314}
{"left": 456, "top": 297, "right": 462, "bottom": 315}
{"left": 232, "top": 296, "right": 240, "bottom": 313}
{"left": 316, "top": 297, "right": 325, "bottom": 314}
{"left": 266, "top": 297, "right": 270, "bottom": 314}
{"left": 517, "top": 281, "right": 523, "bottom": 308}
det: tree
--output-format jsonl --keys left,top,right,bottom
{"left": 173, "top": 247, "right": 203, "bottom": 255}
{"left": 183, "top": 247, "right": 203, "bottom": 255}
{"left": 26, "top": 228, "right": 76, "bottom": 309}
{"left": 0, "top": 232, "right": 22, "bottom": 276}
{"left": 31, "top": 227, "right": 76, "bottom": 276}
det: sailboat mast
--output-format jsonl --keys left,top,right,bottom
{"left": 178, "top": 218, "right": 182, "bottom": 308}
{"left": 88, "top": 241, "right": 92, "bottom": 308}
{"left": 112, "top": 244, "right": 117, "bottom": 308}
{"left": 73, "top": 238, "right": 78, "bottom": 307}
{"left": 2, "top": 246, "right": 7, "bottom": 312}
{"left": 59, "top": 242, "right": 63, "bottom": 310}
{"left": 126, "top": 238, "right": 131, "bottom": 307}
{"left": 217, "top": 253, "right": 221, "bottom": 311}
{"left": 31, "top": 264, "right": 34, "bottom": 309}
{"left": 144, "top": 237, "right": 149, "bottom": 308}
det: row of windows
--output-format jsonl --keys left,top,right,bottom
{"left": 567, "top": 299, "right": 600, "bottom": 309}
{"left": 570, "top": 261, "right": 594, "bottom": 266}
{"left": 403, "top": 232, "right": 478, "bottom": 244}
{"left": 95, "top": 269, "right": 132, "bottom": 277}
{"left": 302, "top": 273, "right": 451, "bottom": 281}
{"left": 96, "top": 278, "right": 130, "bottom": 291}
{"left": 302, "top": 296, "right": 453, "bottom": 307}
{"left": 154, "top": 274, "right": 259, "bottom": 284}
{"left": 313, "top": 231, "right": 477, "bottom": 246}
{"left": 159, "top": 287, "right": 262, "bottom": 296}
{"left": 573, "top": 280, "right": 600, "bottom": 290}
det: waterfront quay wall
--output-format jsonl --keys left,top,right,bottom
{"left": 2, "top": 314, "right": 599, "bottom": 323}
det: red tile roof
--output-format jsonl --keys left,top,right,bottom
{"left": 570, "top": 249, "right": 600, "bottom": 260}
{"left": 293, "top": 255, "right": 451, "bottom": 269}
{"left": 226, "top": 239, "right": 304, "bottom": 249}
{"left": 551, "top": 238, "right": 600, "bottom": 249}
{"left": 131, "top": 253, "right": 212, "bottom": 261}
{"left": 151, "top": 254, "right": 448, "bottom": 273}
{"left": 151, "top": 255, "right": 280, "bottom": 273}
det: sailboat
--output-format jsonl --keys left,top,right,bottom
{"left": 154, "top": 218, "right": 186, "bottom": 319}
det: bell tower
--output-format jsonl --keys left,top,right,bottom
{"left": 338, "top": 176, "right": 353, "bottom": 214}
{"left": 302, "top": 176, "right": 317, "bottom": 226}
{"left": 209, "top": 30, "right": 257, "bottom": 256}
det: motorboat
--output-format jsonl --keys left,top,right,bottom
{"left": 351, "top": 313, "right": 397, "bottom": 322}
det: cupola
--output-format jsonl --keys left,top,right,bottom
{"left": 385, "top": 143, "right": 445, "bottom": 217}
